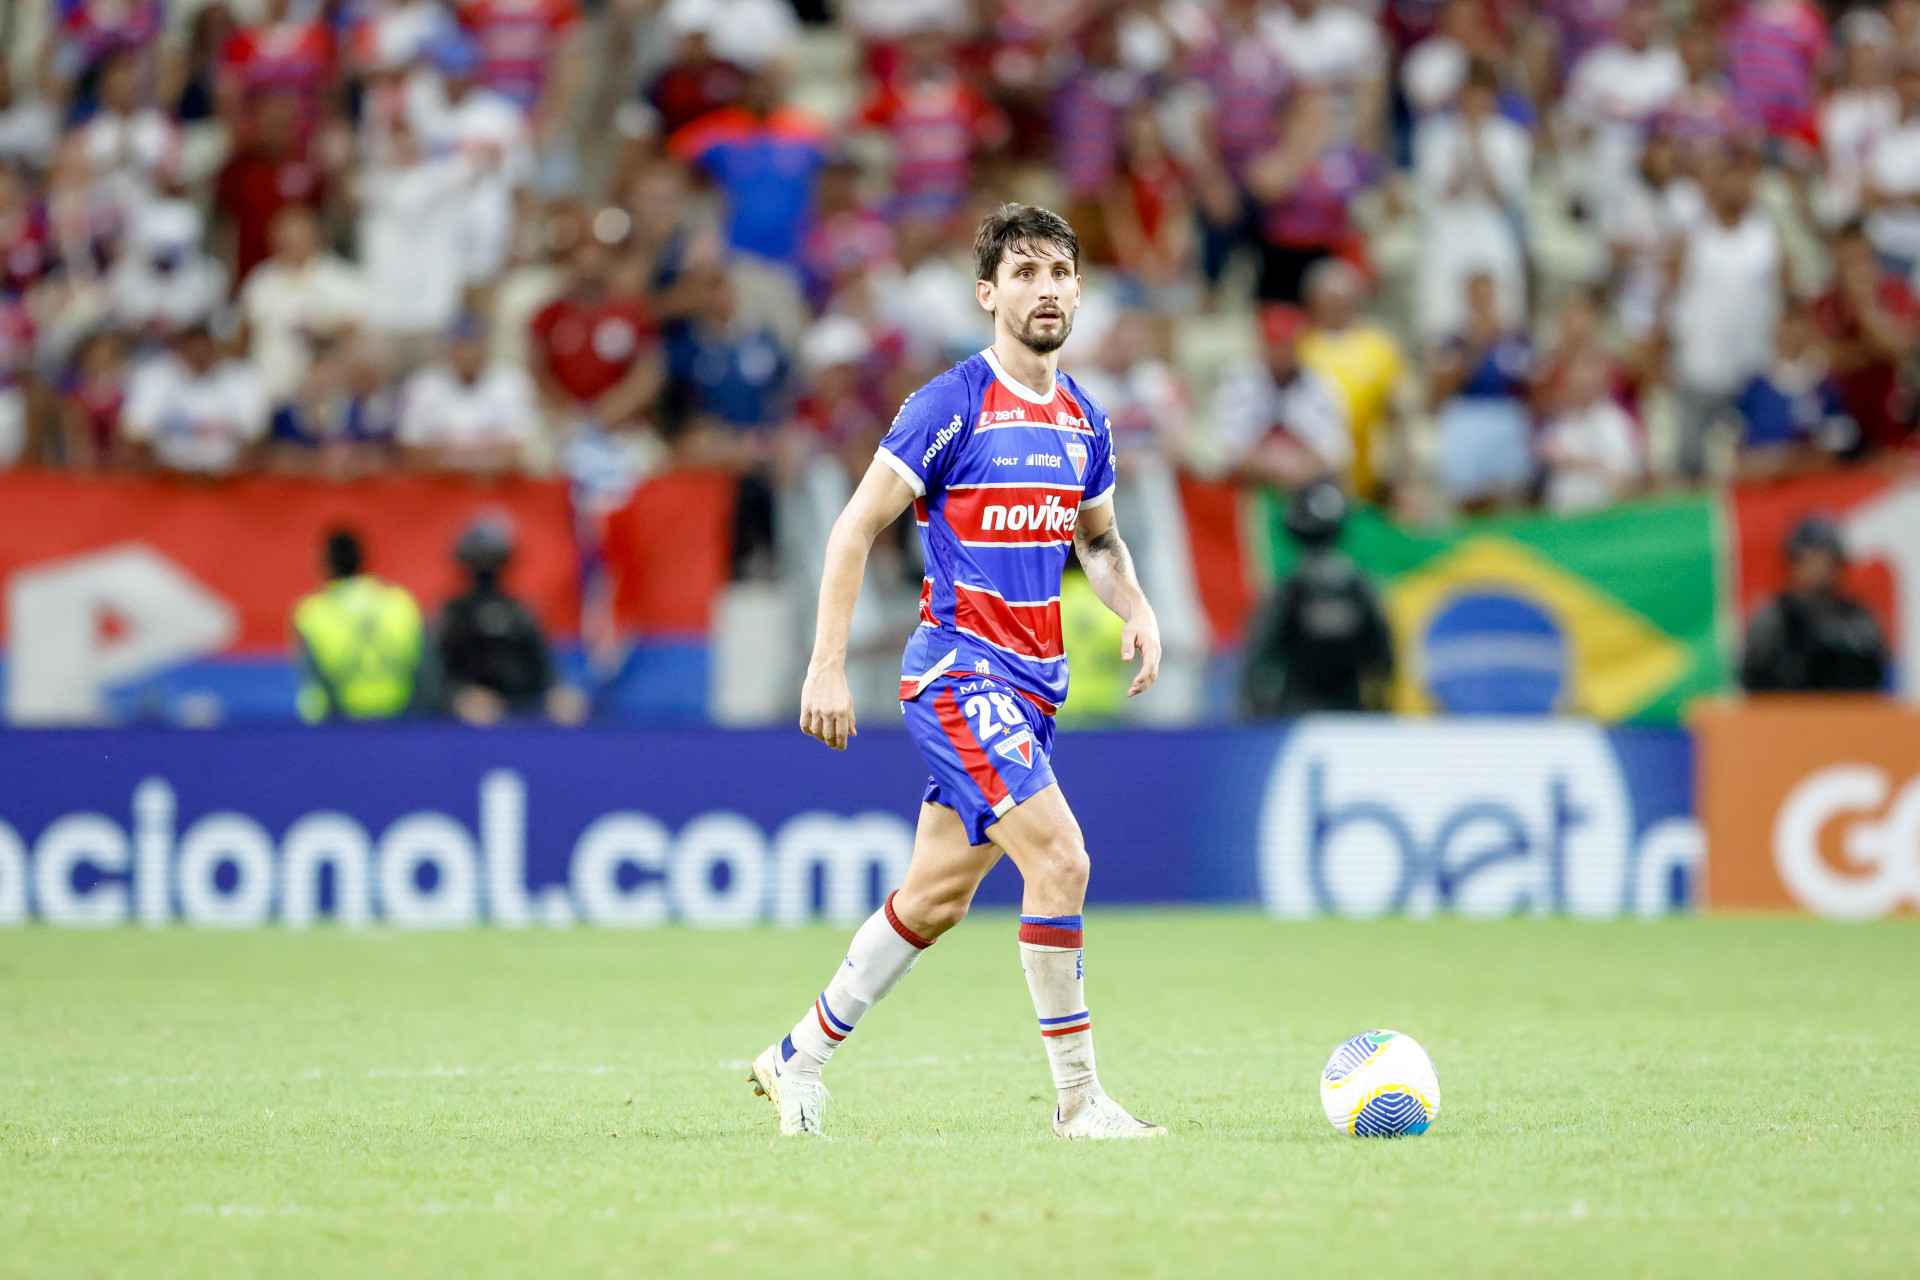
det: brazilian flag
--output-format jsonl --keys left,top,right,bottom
{"left": 1266, "top": 495, "right": 1726, "bottom": 724}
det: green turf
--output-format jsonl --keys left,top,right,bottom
{"left": 2, "top": 915, "right": 1917, "bottom": 1278}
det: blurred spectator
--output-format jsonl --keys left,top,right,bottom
{"left": 1415, "top": 61, "right": 1529, "bottom": 340}
{"left": 214, "top": 92, "right": 327, "bottom": 285}
{"left": 1722, "top": 0, "right": 1829, "bottom": 147}
{"left": 435, "top": 516, "right": 587, "bottom": 725}
{"left": 1735, "top": 306, "right": 1855, "bottom": 478}
{"left": 1428, "top": 272, "right": 1534, "bottom": 509}
{"left": 647, "top": 27, "right": 747, "bottom": 137}
{"left": 670, "top": 71, "right": 829, "bottom": 268}
{"left": 1249, "top": 87, "right": 1380, "bottom": 304}
{"left": 1240, "top": 477, "right": 1393, "bottom": 716}
{"left": 56, "top": 330, "right": 129, "bottom": 470}
{"left": 106, "top": 198, "right": 228, "bottom": 338}
{"left": 1400, "top": 0, "right": 1506, "bottom": 121}
{"left": 1817, "top": 11, "right": 1898, "bottom": 227}
{"left": 453, "top": 0, "right": 585, "bottom": 129}
{"left": 0, "top": 291, "right": 32, "bottom": 468}
{"left": 1741, "top": 516, "right": 1889, "bottom": 693}
{"left": 1559, "top": 0, "right": 1681, "bottom": 209}
{"left": 240, "top": 205, "right": 369, "bottom": 408}
{"left": 120, "top": 322, "right": 269, "bottom": 475}
{"left": 400, "top": 313, "right": 541, "bottom": 473}
{"left": 1814, "top": 220, "right": 1920, "bottom": 455}
{"left": 173, "top": 3, "right": 237, "bottom": 123}
{"left": 854, "top": 34, "right": 1007, "bottom": 223}
{"left": 1666, "top": 148, "right": 1782, "bottom": 484}
{"left": 0, "top": 61, "right": 61, "bottom": 171}
{"left": 1212, "top": 302, "right": 1353, "bottom": 488}
{"left": 793, "top": 313, "right": 883, "bottom": 474}
{"left": 216, "top": 0, "right": 336, "bottom": 141}
{"left": 1864, "top": 57, "right": 1920, "bottom": 276}
{"left": 1053, "top": 14, "right": 1146, "bottom": 229}
{"left": 1298, "top": 257, "right": 1406, "bottom": 500}
{"left": 1262, "top": 0, "right": 1389, "bottom": 150}
{"left": 356, "top": 119, "right": 474, "bottom": 353}
{"left": 58, "top": 0, "right": 166, "bottom": 103}
{"left": 268, "top": 329, "right": 396, "bottom": 478}
{"left": 799, "top": 155, "right": 893, "bottom": 311}
{"left": 661, "top": 0, "right": 800, "bottom": 72}
{"left": 1597, "top": 127, "right": 1699, "bottom": 343}
{"left": 1536, "top": 351, "right": 1642, "bottom": 513}
{"left": 410, "top": 33, "right": 534, "bottom": 289}
{"left": 529, "top": 236, "right": 664, "bottom": 426}
{"left": 1104, "top": 103, "right": 1198, "bottom": 318}
{"left": 293, "top": 527, "right": 426, "bottom": 723}
{"left": 78, "top": 51, "right": 182, "bottom": 225}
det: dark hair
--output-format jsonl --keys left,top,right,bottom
{"left": 973, "top": 203, "right": 1079, "bottom": 283}
{"left": 1464, "top": 60, "right": 1502, "bottom": 93}
{"left": 324, "top": 527, "right": 364, "bottom": 579}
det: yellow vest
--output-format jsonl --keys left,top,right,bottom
{"left": 1057, "top": 572, "right": 1129, "bottom": 725}
{"left": 1299, "top": 323, "right": 1405, "bottom": 497}
{"left": 292, "top": 576, "right": 424, "bottom": 722}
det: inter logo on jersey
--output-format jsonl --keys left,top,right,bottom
{"left": 1065, "top": 440, "right": 1087, "bottom": 481}
{"left": 994, "top": 729, "right": 1035, "bottom": 767}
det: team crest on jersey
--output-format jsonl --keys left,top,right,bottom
{"left": 974, "top": 658, "right": 991, "bottom": 674}
{"left": 994, "top": 729, "right": 1035, "bottom": 767}
{"left": 1065, "top": 440, "right": 1088, "bottom": 481}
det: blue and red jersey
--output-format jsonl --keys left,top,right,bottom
{"left": 876, "top": 349, "right": 1117, "bottom": 716}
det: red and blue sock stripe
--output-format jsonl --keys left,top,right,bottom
{"left": 813, "top": 992, "right": 853, "bottom": 1042}
{"left": 1038, "top": 1009, "right": 1092, "bottom": 1037}
{"left": 1018, "top": 913, "right": 1083, "bottom": 948}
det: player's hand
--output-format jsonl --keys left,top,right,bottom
{"left": 800, "top": 663, "right": 857, "bottom": 750}
{"left": 1121, "top": 608, "right": 1162, "bottom": 697}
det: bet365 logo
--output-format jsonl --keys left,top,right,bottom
{"left": 1773, "top": 765, "right": 1920, "bottom": 920}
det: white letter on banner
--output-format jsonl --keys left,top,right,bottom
{"left": 281, "top": 813, "right": 373, "bottom": 929}
{"left": 132, "top": 778, "right": 175, "bottom": 927}
{"left": 33, "top": 814, "right": 130, "bottom": 927}
{"left": 481, "top": 769, "right": 531, "bottom": 927}
{"left": 571, "top": 813, "right": 672, "bottom": 926}
{"left": 0, "top": 821, "right": 25, "bottom": 924}
{"left": 770, "top": 812, "right": 915, "bottom": 927}
{"left": 378, "top": 814, "right": 480, "bottom": 928}
{"left": 176, "top": 813, "right": 275, "bottom": 928}
{"left": 670, "top": 813, "right": 767, "bottom": 927}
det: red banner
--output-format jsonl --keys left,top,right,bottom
{"left": 0, "top": 471, "right": 581, "bottom": 652}
{"left": 1729, "top": 465, "right": 1920, "bottom": 699}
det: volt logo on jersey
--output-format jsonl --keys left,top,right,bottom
{"left": 1065, "top": 440, "right": 1087, "bottom": 481}
{"left": 995, "top": 729, "right": 1036, "bottom": 767}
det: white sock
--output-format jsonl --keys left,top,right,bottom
{"left": 1019, "top": 913, "right": 1098, "bottom": 1108}
{"left": 779, "top": 891, "right": 933, "bottom": 1080}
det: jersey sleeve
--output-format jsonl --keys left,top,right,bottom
{"left": 875, "top": 378, "right": 964, "bottom": 497}
{"left": 1076, "top": 392, "right": 1118, "bottom": 510}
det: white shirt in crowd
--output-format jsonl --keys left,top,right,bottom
{"left": 1259, "top": 1, "right": 1384, "bottom": 143}
{"left": 1668, "top": 206, "right": 1782, "bottom": 395}
{"left": 1540, "top": 399, "right": 1643, "bottom": 515}
{"left": 78, "top": 105, "right": 181, "bottom": 222}
{"left": 1413, "top": 112, "right": 1532, "bottom": 339}
{"left": 398, "top": 361, "right": 541, "bottom": 459}
{"left": 1400, "top": 36, "right": 1468, "bottom": 118}
{"left": 664, "top": 0, "right": 801, "bottom": 69}
{"left": 121, "top": 354, "right": 270, "bottom": 474}
{"left": 1561, "top": 40, "right": 1684, "bottom": 200}
{"left": 1819, "top": 85, "right": 1899, "bottom": 223}
{"left": 0, "top": 90, "right": 60, "bottom": 169}
{"left": 1209, "top": 360, "right": 1354, "bottom": 476}
{"left": 240, "top": 253, "right": 370, "bottom": 403}
{"left": 357, "top": 156, "right": 474, "bottom": 336}
{"left": 407, "top": 75, "right": 533, "bottom": 284}
{"left": 1598, "top": 174, "right": 1705, "bottom": 338}
{"left": 106, "top": 199, "right": 229, "bottom": 333}
{"left": 1866, "top": 118, "right": 1920, "bottom": 266}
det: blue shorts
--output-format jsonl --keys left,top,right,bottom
{"left": 902, "top": 674, "right": 1058, "bottom": 846}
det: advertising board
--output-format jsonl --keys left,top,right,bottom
{"left": 1697, "top": 697, "right": 1920, "bottom": 919}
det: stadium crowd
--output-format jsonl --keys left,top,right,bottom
{"left": 0, "top": 0, "right": 1911, "bottom": 719}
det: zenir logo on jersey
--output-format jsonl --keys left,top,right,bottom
{"left": 994, "top": 729, "right": 1035, "bottom": 768}
{"left": 1065, "top": 440, "right": 1088, "bottom": 481}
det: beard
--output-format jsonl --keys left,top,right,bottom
{"left": 1012, "top": 304, "right": 1073, "bottom": 354}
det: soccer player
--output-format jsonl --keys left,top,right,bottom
{"left": 749, "top": 204, "right": 1167, "bottom": 1140}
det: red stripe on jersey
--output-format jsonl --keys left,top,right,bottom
{"left": 977, "top": 380, "right": 1094, "bottom": 433}
{"left": 918, "top": 577, "right": 937, "bottom": 626}
{"left": 934, "top": 687, "right": 1009, "bottom": 809}
{"left": 913, "top": 496, "right": 928, "bottom": 524}
{"left": 955, "top": 584, "right": 1061, "bottom": 659}
{"left": 943, "top": 485, "right": 1083, "bottom": 545}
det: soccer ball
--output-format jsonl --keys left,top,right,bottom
{"left": 1319, "top": 1030, "right": 1440, "bottom": 1137}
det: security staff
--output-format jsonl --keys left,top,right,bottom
{"left": 1741, "top": 516, "right": 1889, "bottom": 693}
{"left": 435, "top": 517, "right": 586, "bottom": 725}
{"left": 1240, "top": 477, "right": 1394, "bottom": 716}
{"left": 292, "top": 529, "right": 425, "bottom": 722}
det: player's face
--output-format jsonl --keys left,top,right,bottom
{"left": 978, "top": 243, "right": 1080, "bottom": 355}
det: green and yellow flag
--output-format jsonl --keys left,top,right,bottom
{"left": 1266, "top": 495, "right": 1725, "bottom": 723}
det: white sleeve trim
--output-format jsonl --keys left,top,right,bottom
{"left": 874, "top": 446, "right": 926, "bottom": 497}
{"left": 1079, "top": 482, "right": 1116, "bottom": 510}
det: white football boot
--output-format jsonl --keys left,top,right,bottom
{"left": 748, "top": 1044, "right": 830, "bottom": 1137}
{"left": 1051, "top": 1090, "right": 1169, "bottom": 1140}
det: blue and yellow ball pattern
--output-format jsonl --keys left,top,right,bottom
{"left": 1319, "top": 1030, "right": 1440, "bottom": 1137}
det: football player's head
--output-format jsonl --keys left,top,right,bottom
{"left": 974, "top": 203, "right": 1081, "bottom": 356}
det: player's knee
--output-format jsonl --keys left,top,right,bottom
{"left": 895, "top": 882, "right": 971, "bottom": 937}
{"left": 1038, "top": 835, "right": 1090, "bottom": 897}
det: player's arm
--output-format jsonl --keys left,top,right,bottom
{"left": 1074, "top": 501, "right": 1161, "bottom": 697}
{"left": 799, "top": 457, "right": 917, "bottom": 750}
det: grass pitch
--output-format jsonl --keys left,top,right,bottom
{"left": 3, "top": 915, "right": 1917, "bottom": 1279}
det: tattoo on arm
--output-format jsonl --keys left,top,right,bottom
{"left": 1079, "top": 521, "right": 1140, "bottom": 590}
